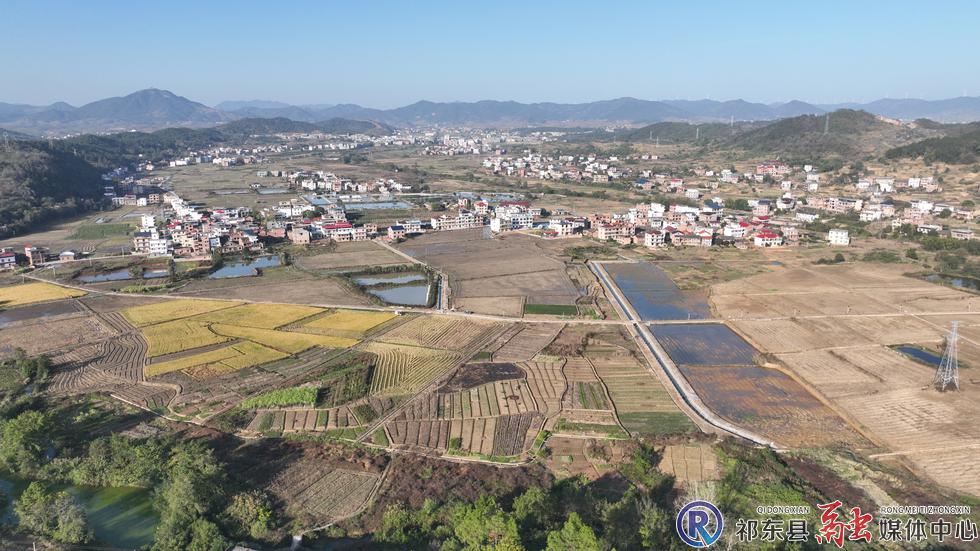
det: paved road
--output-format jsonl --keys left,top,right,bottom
{"left": 589, "top": 261, "right": 783, "bottom": 449}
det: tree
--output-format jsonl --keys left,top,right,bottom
{"left": 906, "top": 249, "right": 919, "bottom": 260}
{"left": 0, "top": 410, "right": 52, "bottom": 474}
{"left": 14, "top": 482, "right": 91, "bottom": 544}
{"left": 451, "top": 497, "right": 524, "bottom": 550}
{"left": 545, "top": 512, "right": 600, "bottom": 551}
{"left": 187, "top": 519, "right": 227, "bottom": 551}
{"left": 223, "top": 490, "right": 276, "bottom": 541}
{"left": 834, "top": 252, "right": 846, "bottom": 263}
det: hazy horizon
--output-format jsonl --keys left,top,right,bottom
{"left": 3, "top": 0, "right": 980, "bottom": 107}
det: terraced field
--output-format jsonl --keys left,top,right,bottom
{"left": 494, "top": 324, "right": 565, "bottom": 362}
{"left": 588, "top": 350, "right": 694, "bottom": 436}
{"left": 378, "top": 315, "right": 504, "bottom": 352}
{"left": 362, "top": 342, "right": 461, "bottom": 396}
{"left": 520, "top": 357, "right": 566, "bottom": 423}
{"left": 399, "top": 379, "right": 536, "bottom": 420}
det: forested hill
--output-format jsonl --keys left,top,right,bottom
{"left": 59, "top": 117, "right": 392, "bottom": 169}
{"left": 0, "top": 141, "right": 105, "bottom": 239}
{"left": 719, "top": 109, "right": 927, "bottom": 159}
{"left": 885, "top": 121, "right": 980, "bottom": 164}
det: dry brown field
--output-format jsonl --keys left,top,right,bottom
{"left": 713, "top": 262, "right": 980, "bottom": 495}
{"left": 494, "top": 324, "right": 565, "bottom": 362}
{"left": 293, "top": 241, "right": 407, "bottom": 271}
{"left": 396, "top": 229, "right": 583, "bottom": 311}
{"left": 659, "top": 444, "right": 719, "bottom": 486}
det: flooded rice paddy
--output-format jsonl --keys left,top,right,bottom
{"left": 604, "top": 262, "right": 710, "bottom": 320}
{"left": 651, "top": 323, "right": 758, "bottom": 365}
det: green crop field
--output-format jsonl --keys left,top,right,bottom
{"left": 241, "top": 386, "right": 319, "bottom": 409}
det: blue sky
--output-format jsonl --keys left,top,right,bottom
{"left": 2, "top": 0, "right": 979, "bottom": 107}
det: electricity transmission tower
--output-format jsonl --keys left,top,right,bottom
{"left": 934, "top": 321, "right": 960, "bottom": 391}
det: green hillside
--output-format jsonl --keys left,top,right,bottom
{"left": 0, "top": 141, "right": 105, "bottom": 238}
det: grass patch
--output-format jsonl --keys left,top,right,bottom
{"left": 554, "top": 419, "right": 629, "bottom": 438}
{"left": 353, "top": 403, "right": 379, "bottom": 423}
{"left": 69, "top": 223, "right": 132, "bottom": 240}
{"left": 256, "top": 412, "right": 274, "bottom": 432}
{"left": 241, "top": 386, "right": 318, "bottom": 409}
{"left": 524, "top": 303, "right": 578, "bottom": 316}
{"left": 372, "top": 429, "right": 390, "bottom": 446}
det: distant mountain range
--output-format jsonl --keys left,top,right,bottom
{"left": 5, "top": 89, "right": 980, "bottom": 135}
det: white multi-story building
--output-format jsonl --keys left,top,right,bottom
{"left": 828, "top": 228, "right": 850, "bottom": 246}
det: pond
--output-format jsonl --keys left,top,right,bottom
{"left": 604, "top": 262, "right": 711, "bottom": 321}
{"left": 77, "top": 267, "right": 170, "bottom": 283}
{"left": 894, "top": 345, "right": 944, "bottom": 367}
{"left": 366, "top": 284, "right": 429, "bottom": 306}
{"left": 353, "top": 273, "right": 427, "bottom": 286}
{"left": 924, "top": 273, "right": 980, "bottom": 292}
{"left": 209, "top": 255, "right": 282, "bottom": 279}
{"left": 76, "top": 268, "right": 132, "bottom": 283}
{"left": 0, "top": 475, "right": 159, "bottom": 548}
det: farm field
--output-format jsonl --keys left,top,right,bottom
{"left": 587, "top": 348, "right": 694, "bottom": 436}
{"left": 494, "top": 324, "right": 565, "bottom": 362}
{"left": 146, "top": 341, "right": 287, "bottom": 378}
{"left": 302, "top": 309, "right": 398, "bottom": 336}
{"left": 659, "top": 444, "right": 719, "bottom": 485}
{"left": 0, "top": 281, "right": 86, "bottom": 307}
{"left": 543, "top": 436, "right": 628, "bottom": 480}
{"left": 210, "top": 324, "right": 358, "bottom": 353}
{"left": 293, "top": 241, "right": 407, "bottom": 270}
{"left": 122, "top": 299, "right": 239, "bottom": 327}
{"left": 377, "top": 315, "right": 505, "bottom": 352}
{"left": 396, "top": 229, "right": 583, "bottom": 312}
{"left": 0, "top": 313, "right": 116, "bottom": 358}
{"left": 519, "top": 357, "right": 566, "bottom": 424}
{"left": 194, "top": 303, "right": 323, "bottom": 328}
{"left": 714, "top": 263, "right": 980, "bottom": 495}
{"left": 268, "top": 464, "right": 380, "bottom": 525}
{"left": 142, "top": 319, "right": 229, "bottom": 357}
{"left": 651, "top": 323, "right": 758, "bottom": 366}
{"left": 602, "top": 262, "right": 711, "bottom": 320}
{"left": 362, "top": 342, "right": 462, "bottom": 396}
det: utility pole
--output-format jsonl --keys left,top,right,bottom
{"left": 935, "top": 321, "right": 960, "bottom": 391}
{"left": 824, "top": 113, "right": 829, "bottom": 135}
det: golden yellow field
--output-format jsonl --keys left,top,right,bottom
{"left": 303, "top": 309, "right": 397, "bottom": 334}
{"left": 146, "top": 341, "right": 286, "bottom": 377}
{"left": 123, "top": 299, "right": 240, "bottom": 327}
{"left": 210, "top": 324, "right": 358, "bottom": 353}
{"left": 0, "top": 282, "right": 85, "bottom": 307}
{"left": 195, "top": 303, "right": 323, "bottom": 329}
{"left": 143, "top": 319, "right": 229, "bottom": 357}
